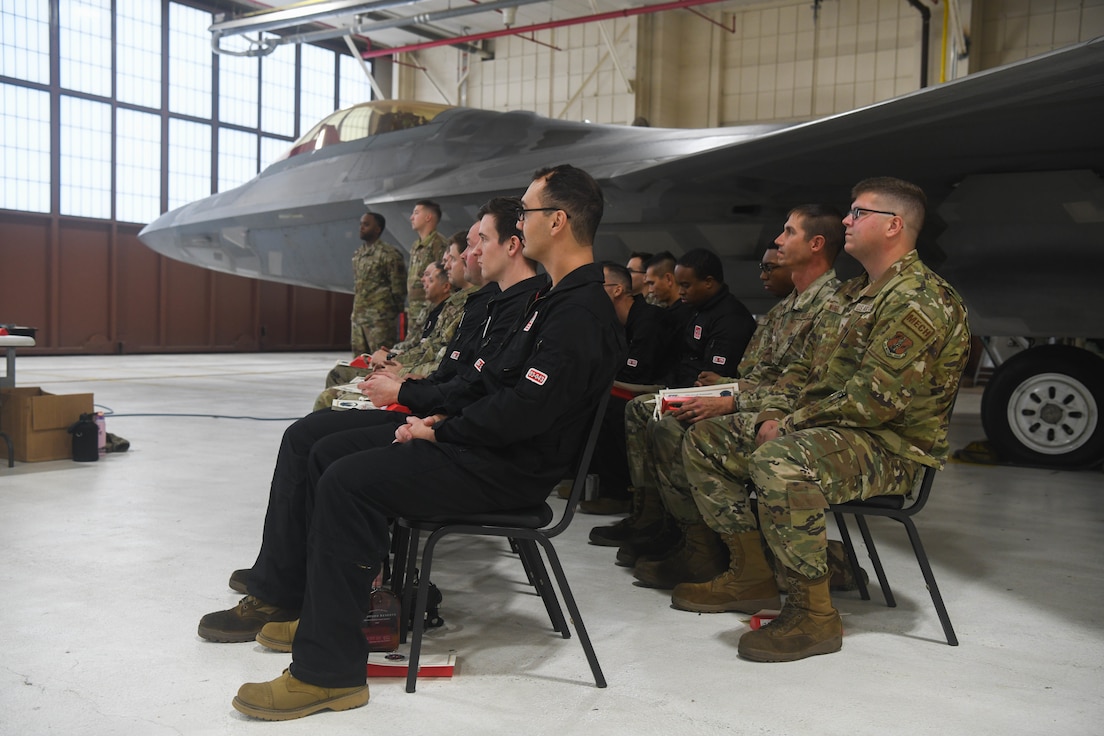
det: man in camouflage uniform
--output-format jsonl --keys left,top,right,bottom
{"left": 622, "top": 206, "right": 844, "bottom": 590}
{"left": 406, "top": 200, "right": 448, "bottom": 325}
{"left": 677, "top": 178, "right": 970, "bottom": 662}
{"left": 350, "top": 212, "right": 406, "bottom": 356}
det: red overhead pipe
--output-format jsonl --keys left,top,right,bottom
{"left": 359, "top": 0, "right": 730, "bottom": 59}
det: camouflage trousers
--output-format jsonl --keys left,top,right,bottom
{"left": 624, "top": 394, "right": 659, "bottom": 495}
{"left": 351, "top": 314, "right": 399, "bottom": 356}
{"left": 625, "top": 394, "right": 759, "bottom": 525}
{"left": 684, "top": 424, "right": 920, "bottom": 578}
{"left": 313, "top": 364, "right": 368, "bottom": 412}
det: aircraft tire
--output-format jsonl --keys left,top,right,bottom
{"left": 981, "top": 345, "right": 1104, "bottom": 468}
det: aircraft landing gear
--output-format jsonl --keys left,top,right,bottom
{"left": 981, "top": 345, "right": 1104, "bottom": 469}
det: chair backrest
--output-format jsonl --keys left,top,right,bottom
{"left": 544, "top": 387, "right": 612, "bottom": 539}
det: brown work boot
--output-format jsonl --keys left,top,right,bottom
{"left": 229, "top": 568, "right": 251, "bottom": 594}
{"left": 615, "top": 514, "right": 680, "bottom": 567}
{"left": 589, "top": 485, "right": 664, "bottom": 546}
{"left": 256, "top": 619, "right": 298, "bottom": 653}
{"left": 827, "top": 540, "right": 870, "bottom": 591}
{"left": 233, "top": 669, "right": 369, "bottom": 721}
{"left": 738, "top": 570, "right": 842, "bottom": 662}
{"left": 198, "top": 595, "right": 300, "bottom": 643}
{"left": 632, "top": 522, "right": 728, "bottom": 589}
{"left": 670, "top": 531, "right": 781, "bottom": 613}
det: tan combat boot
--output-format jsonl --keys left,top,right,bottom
{"left": 632, "top": 521, "right": 728, "bottom": 589}
{"left": 670, "top": 531, "right": 781, "bottom": 613}
{"left": 737, "top": 570, "right": 843, "bottom": 662}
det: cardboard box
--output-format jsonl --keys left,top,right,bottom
{"left": 0, "top": 387, "right": 94, "bottom": 462}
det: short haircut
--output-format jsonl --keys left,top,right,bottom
{"left": 531, "top": 164, "right": 604, "bottom": 245}
{"left": 602, "top": 261, "right": 632, "bottom": 291}
{"left": 477, "top": 196, "right": 524, "bottom": 244}
{"left": 449, "top": 230, "right": 468, "bottom": 252}
{"left": 415, "top": 199, "right": 442, "bottom": 222}
{"left": 429, "top": 260, "right": 447, "bottom": 280}
{"left": 644, "top": 251, "right": 677, "bottom": 276}
{"left": 851, "top": 177, "right": 927, "bottom": 233}
{"left": 676, "top": 248, "right": 725, "bottom": 283}
{"left": 627, "top": 251, "right": 652, "bottom": 265}
{"left": 788, "top": 203, "right": 846, "bottom": 262}
{"left": 365, "top": 211, "right": 385, "bottom": 230}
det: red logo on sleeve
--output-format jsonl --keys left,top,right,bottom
{"left": 525, "top": 368, "right": 549, "bottom": 386}
{"left": 626, "top": 358, "right": 638, "bottom": 367}
{"left": 474, "top": 358, "right": 485, "bottom": 372}
{"left": 523, "top": 311, "right": 539, "bottom": 332}
{"left": 712, "top": 356, "right": 726, "bottom": 365}
{"left": 693, "top": 325, "right": 702, "bottom": 340}
{"left": 450, "top": 350, "right": 461, "bottom": 360}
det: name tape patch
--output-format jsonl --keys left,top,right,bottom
{"left": 902, "top": 309, "right": 935, "bottom": 341}
{"left": 526, "top": 368, "right": 549, "bottom": 386}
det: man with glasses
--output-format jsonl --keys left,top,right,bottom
{"left": 625, "top": 251, "right": 652, "bottom": 301}
{"left": 616, "top": 206, "right": 844, "bottom": 591}
{"left": 218, "top": 166, "right": 623, "bottom": 720}
{"left": 678, "top": 178, "right": 970, "bottom": 662}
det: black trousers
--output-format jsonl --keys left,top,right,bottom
{"left": 248, "top": 408, "right": 554, "bottom": 687}
{"left": 587, "top": 395, "right": 631, "bottom": 500}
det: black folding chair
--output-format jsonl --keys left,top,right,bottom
{"left": 394, "top": 390, "right": 611, "bottom": 693}
{"left": 831, "top": 463, "right": 959, "bottom": 646}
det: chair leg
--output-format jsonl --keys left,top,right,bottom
{"left": 833, "top": 513, "right": 870, "bottom": 601}
{"left": 856, "top": 515, "right": 896, "bottom": 608}
{"left": 405, "top": 529, "right": 445, "bottom": 693}
{"left": 398, "top": 528, "right": 422, "bottom": 645}
{"left": 534, "top": 537, "right": 607, "bottom": 689}
{"left": 391, "top": 525, "right": 410, "bottom": 596}
{"left": 899, "top": 518, "right": 959, "bottom": 646}
{"left": 514, "top": 538, "right": 569, "bottom": 636}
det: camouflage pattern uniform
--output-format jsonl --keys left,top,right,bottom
{"left": 350, "top": 238, "right": 407, "bottom": 355}
{"left": 684, "top": 250, "right": 970, "bottom": 578}
{"left": 630, "top": 270, "right": 840, "bottom": 524}
{"left": 313, "top": 286, "right": 477, "bottom": 411}
{"left": 405, "top": 230, "right": 447, "bottom": 324}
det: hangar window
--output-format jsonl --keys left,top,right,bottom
{"left": 59, "top": 0, "right": 112, "bottom": 98}
{"left": 218, "top": 128, "right": 259, "bottom": 193}
{"left": 0, "top": 84, "right": 50, "bottom": 213}
{"left": 117, "top": 3, "right": 161, "bottom": 109}
{"left": 300, "top": 45, "right": 337, "bottom": 139}
{"left": 0, "top": 0, "right": 49, "bottom": 84}
{"left": 168, "top": 118, "right": 211, "bottom": 211}
{"left": 339, "top": 54, "right": 375, "bottom": 109}
{"left": 116, "top": 109, "right": 162, "bottom": 225}
{"left": 169, "top": 3, "right": 213, "bottom": 119}
{"left": 219, "top": 53, "right": 259, "bottom": 129}
{"left": 59, "top": 96, "right": 112, "bottom": 218}
{"left": 261, "top": 44, "right": 297, "bottom": 138}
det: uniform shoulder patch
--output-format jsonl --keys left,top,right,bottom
{"left": 884, "top": 331, "right": 914, "bottom": 359}
{"left": 902, "top": 309, "right": 935, "bottom": 341}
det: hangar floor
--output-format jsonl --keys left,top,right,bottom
{"left": 2, "top": 352, "right": 1102, "bottom": 735}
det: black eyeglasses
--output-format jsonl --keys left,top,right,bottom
{"left": 516, "top": 207, "right": 569, "bottom": 222}
{"left": 759, "top": 263, "right": 782, "bottom": 274}
{"left": 849, "top": 207, "right": 897, "bottom": 221}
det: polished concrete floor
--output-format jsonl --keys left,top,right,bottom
{"left": 1, "top": 352, "right": 1102, "bottom": 735}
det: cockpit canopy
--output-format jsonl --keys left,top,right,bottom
{"left": 281, "top": 100, "right": 454, "bottom": 160}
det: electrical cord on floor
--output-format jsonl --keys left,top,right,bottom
{"left": 93, "top": 404, "right": 303, "bottom": 422}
